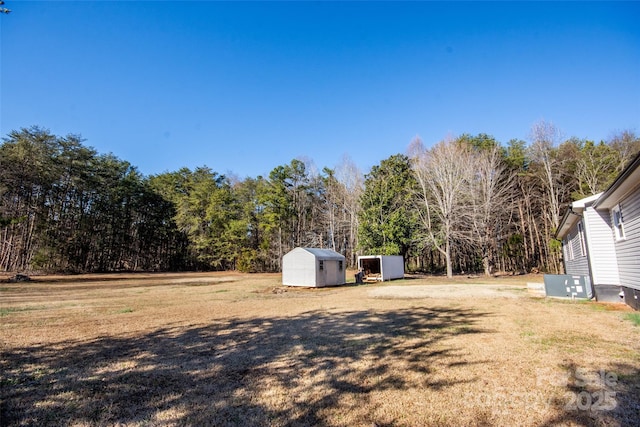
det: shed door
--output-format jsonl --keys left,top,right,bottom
{"left": 318, "top": 259, "right": 326, "bottom": 286}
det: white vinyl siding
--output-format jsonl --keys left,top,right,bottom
{"left": 614, "top": 195, "right": 640, "bottom": 291}
{"left": 563, "top": 222, "right": 589, "bottom": 277}
{"left": 583, "top": 208, "right": 620, "bottom": 285}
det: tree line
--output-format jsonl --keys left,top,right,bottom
{"left": 1, "top": 124, "right": 638, "bottom": 275}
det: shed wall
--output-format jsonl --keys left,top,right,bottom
{"left": 381, "top": 256, "right": 404, "bottom": 280}
{"left": 282, "top": 249, "right": 316, "bottom": 286}
{"left": 318, "top": 259, "right": 345, "bottom": 286}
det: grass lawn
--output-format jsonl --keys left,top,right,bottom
{"left": 1, "top": 272, "right": 639, "bottom": 426}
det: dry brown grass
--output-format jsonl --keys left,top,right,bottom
{"left": 1, "top": 272, "right": 639, "bottom": 426}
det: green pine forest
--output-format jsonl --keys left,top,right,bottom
{"left": 1, "top": 124, "right": 638, "bottom": 276}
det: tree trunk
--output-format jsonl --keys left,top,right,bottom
{"left": 445, "top": 238, "right": 453, "bottom": 278}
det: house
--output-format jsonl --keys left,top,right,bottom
{"left": 357, "top": 255, "right": 404, "bottom": 282}
{"left": 555, "top": 192, "right": 615, "bottom": 300}
{"left": 282, "top": 248, "right": 346, "bottom": 287}
{"left": 556, "top": 152, "right": 640, "bottom": 309}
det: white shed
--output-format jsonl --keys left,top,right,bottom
{"left": 358, "top": 255, "right": 404, "bottom": 281}
{"left": 282, "top": 248, "right": 346, "bottom": 287}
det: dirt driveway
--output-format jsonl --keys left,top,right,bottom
{"left": 368, "top": 283, "right": 527, "bottom": 299}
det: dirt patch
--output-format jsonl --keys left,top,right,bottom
{"left": 368, "top": 284, "right": 527, "bottom": 299}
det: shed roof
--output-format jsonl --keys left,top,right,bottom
{"left": 295, "top": 247, "right": 345, "bottom": 260}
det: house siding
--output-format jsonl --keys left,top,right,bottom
{"left": 584, "top": 208, "right": 620, "bottom": 285}
{"left": 614, "top": 193, "right": 640, "bottom": 292}
{"left": 557, "top": 153, "right": 640, "bottom": 308}
{"left": 563, "top": 223, "right": 589, "bottom": 277}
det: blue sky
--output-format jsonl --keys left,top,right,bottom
{"left": 2, "top": 1, "right": 639, "bottom": 178}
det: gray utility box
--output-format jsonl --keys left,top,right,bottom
{"left": 543, "top": 274, "right": 593, "bottom": 300}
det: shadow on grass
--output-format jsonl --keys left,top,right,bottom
{"left": 2, "top": 306, "right": 488, "bottom": 426}
{"left": 539, "top": 360, "right": 640, "bottom": 427}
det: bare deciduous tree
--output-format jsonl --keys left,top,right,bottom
{"left": 409, "top": 137, "right": 472, "bottom": 278}
{"left": 608, "top": 130, "right": 640, "bottom": 173}
{"left": 528, "top": 120, "right": 578, "bottom": 273}
{"left": 467, "top": 144, "right": 515, "bottom": 276}
{"left": 574, "top": 140, "right": 618, "bottom": 197}
{"left": 529, "top": 120, "right": 564, "bottom": 231}
{"left": 334, "top": 155, "right": 363, "bottom": 266}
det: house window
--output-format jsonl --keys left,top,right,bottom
{"left": 338, "top": 260, "right": 343, "bottom": 271}
{"left": 567, "top": 238, "right": 575, "bottom": 260}
{"left": 612, "top": 205, "right": 626, "bottom": 240}
{"left": 319, "top": 260, "right": 324, "bottom": 271}
{"left": 577, "top": 222, "right": 587, "bottom": 256}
